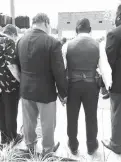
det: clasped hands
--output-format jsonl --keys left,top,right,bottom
{"left": 58, "top": 94, "right": 67, "bottom": 106}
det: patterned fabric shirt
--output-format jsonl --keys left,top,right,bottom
{"left": 0, "top": 34, "right": 19, "bottom": 93}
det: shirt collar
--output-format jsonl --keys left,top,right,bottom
{"left": 32, "top": 28, "right": 46, "bottom": 34}
{"left": 78, "top": 33, "right": 91, "bottom": 37}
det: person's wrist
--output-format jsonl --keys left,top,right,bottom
{"left": 58, "top": 94, "right": 67, "bottom": 100}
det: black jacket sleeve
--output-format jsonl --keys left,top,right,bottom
{"left": 106, "top": 32, "right": 118, "bottom": 69}
{"left": 50, "top": 39, "right": 67, "bottom": 99}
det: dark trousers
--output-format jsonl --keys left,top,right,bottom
{"left": 0, "top": 90, "right": 19, "bottom": 143}
{"left": 67, "top": 81, "right": 99, "bottom": 149}
{"left": 110, "top": 93, "right": 121, "bottom": 152}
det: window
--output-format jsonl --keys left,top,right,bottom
{"left": 67, "top": 22, "right": 70, "bottom": 24}
{"left": 99, "top": 21, "right": 102, "bottom": 23}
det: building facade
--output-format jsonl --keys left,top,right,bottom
{"left": 58, "top": 11, "right": 114, "bottom": 39}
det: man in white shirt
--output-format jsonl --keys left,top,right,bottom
{"left": 62, "top": 18, "right": 112, "bottom": 155}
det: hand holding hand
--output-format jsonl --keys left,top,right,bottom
{"left": 61, "top": 97, "right": 67, "bottom": 106}
{"left": 58, "top": 94, "right": 67, "bottom": 106}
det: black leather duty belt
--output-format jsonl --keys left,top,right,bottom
{"left": 68, "top": 72, "right": 96, "bottom": 82}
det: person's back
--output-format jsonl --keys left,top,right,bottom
{"left": 67, "top": 35, "right": 99, "bottom": 81}
{"left": 63, "top": 18, "right": 112, "bottom": 155}
{"left": 106, "top": 25, "right": 121, "bottom": 93}
{"left": 102, "top": 4, "right": 121, "bottom": 154}
{"left": 17, "top": 26, "right": 67, "bottom": 103}
{"left": 18, "top": 29, "right": 54, "bottom": 102}
{"left": 0, "top": 34, "right": 19, "bottom": 92}
{"left": 16, "top": 13, "right": 67, "bottom": 156}
{"left": 0, "top": 24, "right": 23, "bottom": 148}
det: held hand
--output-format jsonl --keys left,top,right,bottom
{"left": 61, "top": 97, "right": 67, "bottom": 106}
{"left": 58, "top": 94, "right": 67, "bottom": 106}
{"left": 105, "top": 81, "right": 112, "bottom": 91}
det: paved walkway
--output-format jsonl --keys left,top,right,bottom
{"left": 17, "top": 95, "right": 121, "bottom": 162}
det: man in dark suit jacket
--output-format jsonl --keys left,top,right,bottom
{"left": 16, "top": 13, "right": 67, "bottom": 156}
{"left": 102, "top": 5, "right": 121, "bottom": 154}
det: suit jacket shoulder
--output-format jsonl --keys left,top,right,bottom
{"left": 48, "top": 35, "right": 60, "bottom": 45}
{"left": 47, "top": 35, "right": 61, "bottom": 51}
{"left": 109, "top": 26, "right": 121, "bottom": 39}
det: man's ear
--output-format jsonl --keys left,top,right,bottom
{"left": 76, "top": 27, "right": 78, "bottom": 34}
{"left": 115, "top": 13, "right": 121, "bottom": 26}
{"left": 89, "top": 27, "right": 91, "bottom": 33}
{"left": 45, "top": 20, "right": 50, "bottom": 28}
{"left": 45, "top": 22, "right": 47, "bottom": 28}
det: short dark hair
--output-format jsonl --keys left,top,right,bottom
{"left": 76, "top": 18, "right": 91, "bottom": 33}
{"left": 3, "top": 24, "right": 17, "bottom": 36}
{"left": 32, "top": 13, "right": 50, "bottom": 25}
{"left": 61, "top": 37, "right": 67, "bottom": 43}
{"left": 117, "top": 4, "right": 121, "bottom": 13}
